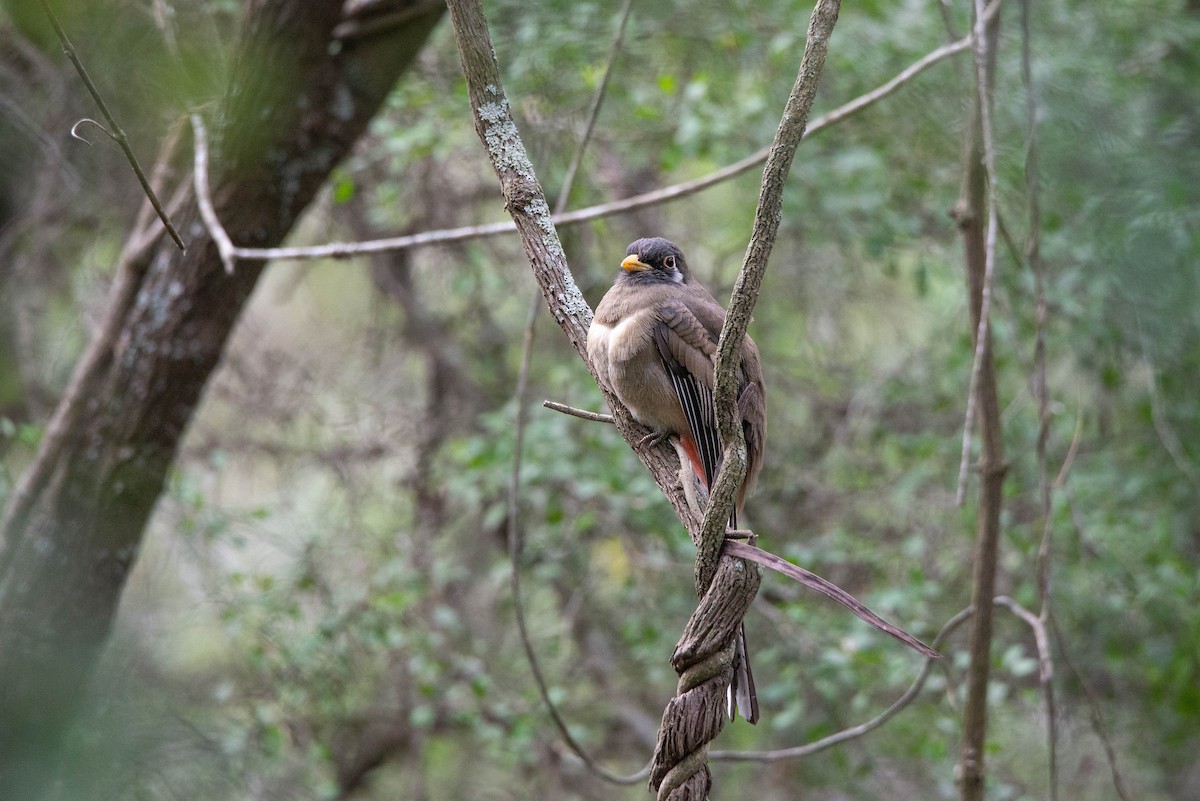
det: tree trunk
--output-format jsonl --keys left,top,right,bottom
{"left": 0, "top": 0, "right": 443, "bottom": 791}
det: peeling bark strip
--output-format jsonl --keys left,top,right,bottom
{"left": 0, "top": 0, "right": 444, "bottom": 790}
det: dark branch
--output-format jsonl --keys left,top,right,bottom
{"left": 39, "top": 0, "right": 185, "bottom": 250}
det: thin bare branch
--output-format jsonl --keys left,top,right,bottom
{"left": 505, "top": 300, "right": 650, "bottom": 787}
{"left": 953, "top": 3, "right": 1005, "bottom": 798}
{"left": 190, "top": 114, "right": 237, "bottom": 274}
{"left": 698, "top": 0, "right": 841, "bottom": 590}
{"left": 723, "top": 541, "right": 937, "bottom": 658}
{"left": 1019, "top": 1, "right": 1059, "bottom": 796}
{"left": 220, "top": 29, "right": 975, "bottom": 264}
{"left": 712, "top": 605, "right": 972, "bottom": 763}
{"left": 501, "top": 5, "right": 645, "bottom": 783}
{"left": 653, "top": 5, "right": 841, "bottom": 799}
{"left": 954, "top": 0, "right": 1004, "bottom": 506}
{"left": 1049, "top": 614, "right": 1135, "bottom": 801}
{"left": 1051, "top": 401, "right": 1083, "bottom": 490}
{"left": 543, "top": 400, "right": 614, "bottom": 424}
{"left": 39, "top": 0, "right": 185, "bottom": 251}
{"left": 69, "top": 117, "right": 114, "bottom": 145}
{"left": 995, "top": 596, "right": 1052, "bottom": 683}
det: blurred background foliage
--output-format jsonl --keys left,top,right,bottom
{"left": 1, "top": 0, "right": 1198, "bottom": 799}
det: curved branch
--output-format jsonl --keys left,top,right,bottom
{"left": 712, "top": 605, "right": 972, "bottom": 763}
{"left": 501, "top": 1, "right": 647, "bottom": 785}
{"left": 220, "top": 29, "right": 976, "bottom": 264}
{"left": 191, "top": 115, "right": 237, "bottom": 274}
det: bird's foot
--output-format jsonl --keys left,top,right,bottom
{"left": 636, "top": 430, "right": 670, "bottom": 450}
{"left": 725, "top": 528, "right": 755, "bottom": 542}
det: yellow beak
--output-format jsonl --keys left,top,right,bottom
{"left": 620, "top": 254, "right": 651, "bottom": 272}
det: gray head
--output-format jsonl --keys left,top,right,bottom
{"left": 619, "top": 237, "right": 691, "bottom": 284}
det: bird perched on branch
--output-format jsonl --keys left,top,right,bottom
{"left": 587, "top": 236, "right": 767, "bottom": 723}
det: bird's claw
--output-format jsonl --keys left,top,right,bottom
{"left": 636, "top": 430, "right": 670, "bottom": 450}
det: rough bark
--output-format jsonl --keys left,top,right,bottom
{"left": 0, "top": 0, "right": 444, "bottom": 791}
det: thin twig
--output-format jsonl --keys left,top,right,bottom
{"left": 218, "top": 30, "right": 976, "bottom": 264}
{"left": 505, "top": 299, "right": 649, "bottom": 787}
{"left": 553, "top": 0, "right": 634, "bottom": 217}
{"left": 69, "top": 117, "right": 116, "bottom": 144}
{"left": 723, "top": 541, "right": 937, "bottom": 658}
{"left": 39, "top": 0, "right": 185, "bottom": 251}
{"left": 698, "top": 0, "right": 841, "bottom": 590}
{"left": 1051, "top": 401, "right": 1083, "bottom": 490}
{"left": 190, "top": 114, "right": 237, "bottom": 274}
{"left": 543, "top": 400, "right": 614, "bottom": 424}
{"left": 1049, "top": 613, "right": 1134, "bottom": 801}
{"left": 953, "top": 4, "right": 1005, "bottom": 799}
{"left": 995, "top": 596, "right": 1052, "bottom": 684}
{"left": 712, "top": 605, "right": 972, "bottom": 762}
{"left": 1019, "top": 1, "right": 1058, "bottom": 796}
{"left": 501, "top": 3, "right": 647, "bottom": 785}
{"left": 954, "top": 0, "right": 1004, "bottom": 506}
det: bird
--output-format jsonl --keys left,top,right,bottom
{"left": 587, "top": 236, "right": 767, "bottom": 723}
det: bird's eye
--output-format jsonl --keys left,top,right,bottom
{"left": 664, "top": 255, "right": 677, "bottom": 270}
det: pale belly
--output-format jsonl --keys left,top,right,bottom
{"left": 587, "top": 310, "right": 681, "bottom": 433}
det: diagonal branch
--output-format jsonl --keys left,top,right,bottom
{"left": 652, "top": 5, "right": 841, "bottom": 800}
{"left": 191, "top": 114, "right": 237, "bottom": 274}
{"left": 724, "top": 541, "right": 936, "bottom": 657}
{"left": 697, "top": 0, "right": 840, "bottom": 592}
{"left": 39, "top": 0, "right": 185, "bottom": 251}
{"left": 444, "top": 0, "right": 701, "bottom": 543}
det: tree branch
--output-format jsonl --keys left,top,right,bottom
{"left": 723, "top": 541, "right": 937, "bottom": 658}
{"left": 501, "top": 1, "right": 647, "bottom": 785}
{"left": 696, "top": 0, "right": 840, "bottom": 590}
{"left": 444, "top": 0, "right": 699, "bottom": 548}
{"left": 650, "top": 5, "right": 841, "bottom": 800}
{"left": 953, "top": 3, "right": 1005, "bottom": 799}
{"left": 712, "top": 605, "right": 972, "bottom": 763}
{"left": 190, "top": 114, "right": 237, "bottom": 274}
{"left": 542, "top": 400, "right": 614, "bottom": 424}
{"left": 206, "top": 28, "right": 976, "bottom": 264}
{"left": 39, "top": 0, "right": 185, "bottom": 251}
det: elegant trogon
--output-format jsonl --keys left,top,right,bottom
{"left": 587, "top": 236, "right": 767, "bottom": 724}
